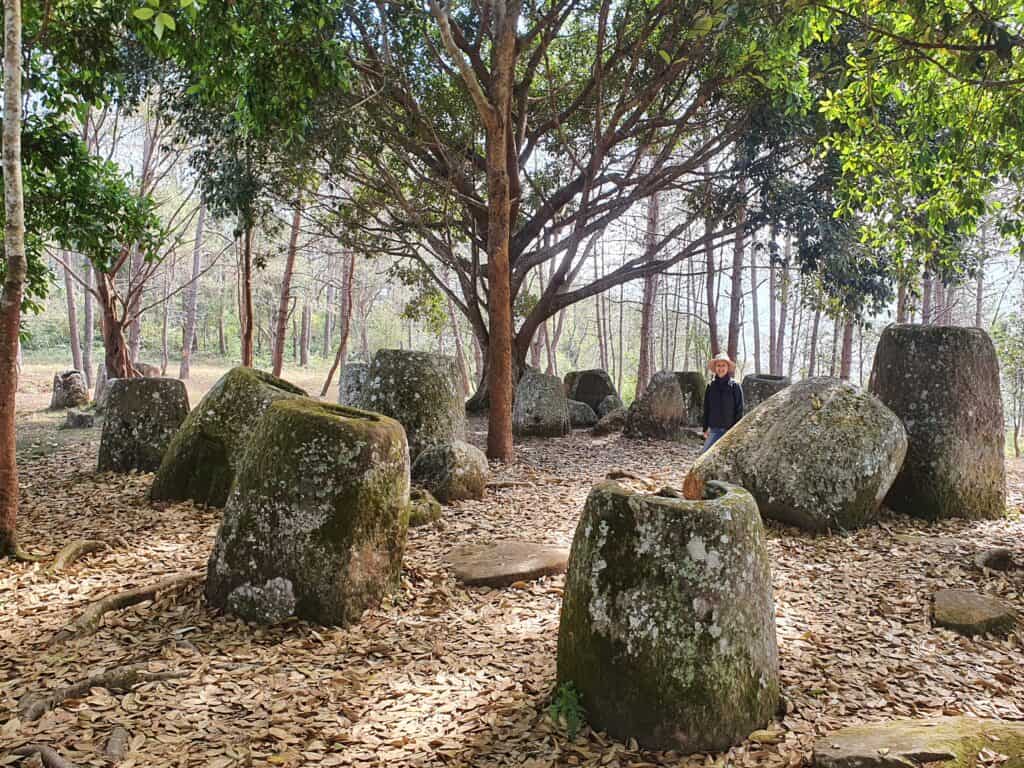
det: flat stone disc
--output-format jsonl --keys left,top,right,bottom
{"left": 448, "top": 541, "right": 569, "bottom": 587}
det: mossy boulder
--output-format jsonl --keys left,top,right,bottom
{"left": 568, "top": 399, "right": 599, "bottom": 428}
{"left": 684, "top": 378, "right": 906, "bottom": 532}
{"left": 592, "top": 407, "right": 627, "bottom": 436}
{"left": 675, "top": 371, "right": 706, "bottom": 426}
{"left": 513, "top": 370, "right": 570, "bottom": 438}
{"left": 358, "top": 349, "right": 465, "bottom": 459}
{"left": 813, "top": 717, "right": 1024, "bottom": 768}
{"left": 408, "top": 488, "right": 443, "bottom": 527}
{"left": 151, "top": 367, "right": 307, "bottom": 506}
{"left": 50, "top": 369, "right": 90, "bottom": 409}
{"left": 870, "top": 324, "right": 1006, "bottom": 521}
{"left": 337, "top": 362, "right": 370, "bottom": 406}
{"left": 742, "top": 374, "right": 791, "bottom": 413}
{"left": 624, "top": 370, "right": 684, "bottom": 439}
{"left": 557, "top": 481, "right": 779, "bottom": 753}
{"left": 411, "top": 440, "right": 489, "bottom": 503}
{"left": 596, "top": 393, "right": 624, "bottom": 417}
{"left": 564, "top": 369, "right": 619, "bottom": 413}
{"left": 98, "top": 378, "right": 190, "bottom": 473}
{"left": 205, "top": 399, "right": 410, "bottom": 627}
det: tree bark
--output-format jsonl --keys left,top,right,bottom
{"left": 750, "top": 244, "right": 761, "bottom": 373}
{"left": 768, "top": 241, "right": 777, "bottom": 374}
{"left": 636, "top": 189, "right": 659, "bottom": 396}
{"left": 726, "top": 178, "right": 746, "bottom": 361}
{"left": 975, "top": 264, "right": 984, "bottom": 327}
{"left": 705, "top": 211, "right": 720, "bottom": 357}
{"left": 807, "top": 307, "right": 821, "bottom": 377}
{"left": 775, "top": 235, "right": 790, "bottom": 375}
{"left": 272, "top": 204, "right": 302, "bottom": 377}
{"left": 829, "top": 317, "right": 839, "bottom": 377}
{"left": 0, "top": 0, "right": 25, "bottom": 557}
{"left": 839, "top": 317, "right": 854, "bottom": 380}
{"left": 96, "top": 270, "right": 132, "bottom": 379}
{"left": 239, "top": 227, "right": 255, "bottom": 367}
{"left": 896, "top": 281, "right": 908, "bottom": 323}
{"left": 82, "top": 257, "right": 94, "bottom": 387}
{"left": 63, "top": 256, "right": 83, "bottom": 373}
{"left": 179, "top": 201, "right": 206, "bottom": 379}
{"left": 300, "top": 302, "right": 310, "bottom": 366}
{"left": 921, "top": 269, "right": 933, "bottom": 324}
{"left": 320, "top": 251, "right": 356, "bottom": 396}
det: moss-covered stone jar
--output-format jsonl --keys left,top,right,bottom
{"left": 557, "top": 481, "right": 779, "bottom": 753}
{"left": 205, "top": 399, "right": 410, "bottom": 627}
{"left": 151, "top": 366, "right": 306, "bottom": 506}
{"left": 98, "top": 378, "right": 190, "bottom": 473}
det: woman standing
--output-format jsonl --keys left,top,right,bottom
{"left": 701, "top": 352, "right": 744, "bottom": 453}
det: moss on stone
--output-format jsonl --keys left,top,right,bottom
{"left": 408, "top": 488, "right": 443, "bottom": 527}
{"left": 513, "top": 370, "right": 571, "bottom": 438}
{"left": 359, "top": 349, "right": 465, "bottom": 459}
{"left": 685, "top": 378, "right": 906, "bottom": 532}
{"left": 870, "top": 324, "right": 1005, "bottom": 521}
{"left": 742, "top": 374, "right": 791, "bottom": 413}
{"left": 98, "top": 378, "right": 190, "bottom": 473}
{"left": 411, "top": 440, "right": 489, "bottom": 502}
{"left": 151, "top": 367, "right": 307, "bottom": 506}
{"left": 564, "top": 369, "right": 618, "bottom": 412}
{"left": 557, "top": 480, "right": 779, "bottom": 753}
{"left": 205, "top": 398, "right": 410, "bottom": 627}
{"left": 675, "top": 371, "right": 706, "bottom": 427}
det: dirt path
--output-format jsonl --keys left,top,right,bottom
{"left": 3, "top": 372, "right": 1023, "bottom": 768}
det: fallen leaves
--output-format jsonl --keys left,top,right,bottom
{"left": 3, "top": 390, "right": 1023, "bottom": 767}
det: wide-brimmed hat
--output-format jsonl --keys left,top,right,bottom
{"left": 707, "top": 352, "right": 736, "bottom": 375}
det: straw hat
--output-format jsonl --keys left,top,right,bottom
{"left": 707, "top": 352, "right": 736, "bottom": 375}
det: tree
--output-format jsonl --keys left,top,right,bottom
{"left": 0, "top": 0, "right": 25, "bottom": 558}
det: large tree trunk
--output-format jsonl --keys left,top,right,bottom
{"left": 896, "top": 281, "right": 908, "bottom": 324}
{"left": 82, "top": 257, "right": 94, "bottom": 387}
{"left": 239, "top": 227, "right": 255, "bottom": 367}
{"left": 726, "top": 178, "right": 746, "bottom": 361}
{"left": 320, "top": 252, "right": 356, "bottom": 396}
{"left": 96, "top": 271, "right": 131, "bottom": 379}
{"left": 63, "top": 256, "right": 83, "bottom": 373}
{"left": 179, "top": 201, "right": 206, "bottom": 379}
{"left": 636, "top": 189, "right": 659, "bottom": 397}
{"left": 0, "top": 0, "right": 25, "bottom": 557}
{"left": 272, "top": 205, "right": 301, "bottom": 377}
{"left": 750, "top": 245, "right": 761, "bottom": 373}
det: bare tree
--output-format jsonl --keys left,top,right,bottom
{"left": 179, "top": 201, "right": 206, "bottom": 379}
{"left": 272, "top": 204, "right": 302, "bottom": 377}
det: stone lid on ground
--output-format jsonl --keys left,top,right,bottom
{"left": 932, "top": 588, "right": 1017, "bottom": 636}
{"left": 447, "top": 541, "right": 569, "bottom": 587}
{"left": 812, "top": 716, "right": 1024, "bottom": 768}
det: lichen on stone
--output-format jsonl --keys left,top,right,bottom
{"left": 98, "top": 378, "right": 190, "bottom": 473}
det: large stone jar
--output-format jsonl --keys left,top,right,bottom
{"left": 742, "top": 373, "right": 791, "bottom": 412}
{"left": 98, "top": 378, "right": 190, "bottom": 473}
{"left": 151, "top": 367, "right": 306, "bottom": 506}
{"left": 557, "top": 481, "right": 779, "bottom": 753}
{"left": 206, "top": 400, "right": 410, "bottom": 626}
{"left": 870, "top": 324, "right": 1005, "bottom": 520}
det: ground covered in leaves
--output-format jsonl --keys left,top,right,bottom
{"left": 3, "top": 368, "right": 1023, "bottom": 767}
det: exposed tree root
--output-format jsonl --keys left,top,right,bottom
{"left": 10, "top": 743, "right": 78, "bottom": 768}
{"left": 104, "top": 726, "right": 131, "bottom": 763}
{"left": 2, "top": 544, "right": 43, "bottom": 562}
{"left": 45, "top": 539, "right": 107, "bottom": 574}
{"left": 49, "top": 573, "right": 200, "bottom": 646}
{"left": 19, "top": 665, "right": 189, "bottom": 721}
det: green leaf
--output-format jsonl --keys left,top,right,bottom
{"left": 157, "top": 12, "right": 176, "bottom": 31}
{"left": 154, "top": 15, "right": 165, "bottom": 38}
{"left": 658, "top": 49, "right": 671, "bottom": 65}
{"left": 132, "top": 6, "right": 155, "bottom": 20}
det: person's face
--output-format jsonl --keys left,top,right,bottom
{"left": 713, "top": 361, "right": 730, "bottom": 377}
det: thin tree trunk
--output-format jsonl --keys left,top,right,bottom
{"left": 775, "top": 236, "right": 790, "bottom": 375}
{"left": 807, "top": 308, "right": 821, "bottom": 377}
{"left": 323, "top": 270, "right": 334, "bottom": 359}
{"left": 636, "top": 189, "right": 660, "bottom": 395}
{"left": 82, "top": 257, "right": 94, "bottom": 387}
{"left": 1, "top": 0, "right": 25, "bottom": 556}
{"left": 63, "top": 257, "right": 83, "bottom": 372}
{"left": 96, "top": 271, "right": 132, "bottom": 380}
{"left": 272, "top": 204, "right": 302, "bottom": 377}
{"left": 160, "top": 267, "right": 170, "bottom": 374}
{"left": 727, "top": 180, "right": 746, "bottom": 361}
{"left": 616, "top": 282, "right": 624, "bottom": 395}
{"left": 705, "top": 213, "right": 720, "bottom": 356}
{"left": 320, "top": 252, "right": 356, "bottom": 396}
{"left": 768, "top": 241, "right": 777, "bottom": 374}
{"left": 933, "top": 279, "right": 945, "bottom": 325}
{"left": 975, "top": 265, "right": 984, "bottom": 327}
{"left": 239, "top": 227, "right": 255, "bottom": 367}
{"left": 896, "top": 281, "right": 908, "bottom": 324}
{"left": 829, "top": 318, "right": 839, "bottom": 377}
{"left": 449, "top": 294, "right": 472, "bottom": 397}
{"left": 787, "top": 277, "right": 801, "bottom": 379}
{"left": 921, "top": 269, "right": 933, "bottom": 324}
{"left": 179, "top": 201, "right": 205, "bottom": 379}
{"left": 839, "top": 318, "right": 854, "bottom": 380}
{"left": 750, "top": 244, "right": 761, "bottom": 373}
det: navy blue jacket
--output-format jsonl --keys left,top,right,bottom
{"left": 702, "top": 376, "right": 744, "bottom": 430}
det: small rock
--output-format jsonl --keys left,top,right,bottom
{"left": 226, "top": 577, "right": 297, "bottom": 624}
{"left": 448, "top": 541, "right": 569, "bottom": 587}
{"left": 408, "top": 488, "right": 443, "bottom": 527}
{"left": 592, "top": 407, "right": 627, "bottom": 436}
{"left": 596, "top": 393, "right": 624, "bottom": 417}
{"left": 411, "top": 440, "right": 489, "bottom": 502}
{"left": 568, "top": 399, "right": 598, "bottom": 428}
{"left": 932, "top": 588, "right": 1017, "bottom": 636}
{"left": 974, "top": 547, "right": 1017, "bottom": 571}
{"left": 63, "top": 409, "right": 95, "bottom": 429}
{"left": 813, "top": 716, "right": 1024, "bottom": 768}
